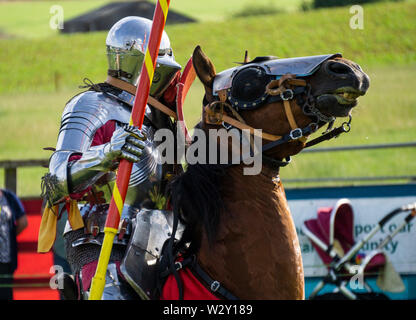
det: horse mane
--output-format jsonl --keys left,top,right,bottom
{"left": 169, "top": 162, "right": 226, "bottom": 253}
{"left": 169, "top": 121, "right": 227, "bottom": 252}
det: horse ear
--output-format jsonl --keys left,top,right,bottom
{"left": 192, "top": 45, "right": 216, "bottom": 95}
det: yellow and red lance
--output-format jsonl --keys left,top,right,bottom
{"left": 89, "top": 0, "right": 171, "bottom": 300}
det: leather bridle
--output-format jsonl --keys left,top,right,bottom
{"left": 203, "top": 73, "right": 352, "bottom": 168}
{"left": 107, "top": 69, "right": 352, "bottom": 169}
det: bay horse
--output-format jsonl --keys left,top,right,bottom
{"left": 164, "top": 46, "right": 370, "bottom": 300}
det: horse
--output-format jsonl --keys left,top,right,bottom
{"left": 164, "top": 46, "right": 370, "bottom": 300}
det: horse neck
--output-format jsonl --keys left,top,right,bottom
{"left": 219, "top": 164, "right": 292, "bottom": 237}
{"left": 197, "top": 163, "right": 305, "bottom": 299}
{"left": 223, "top": 164, "right": 282, "bottom": 204}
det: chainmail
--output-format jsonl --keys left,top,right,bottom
{"left": 64, "top": 229, "right": 126, "bottom": 275}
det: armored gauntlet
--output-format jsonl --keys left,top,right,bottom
{"left": 69, "top": 124, "right": 146, "bottom": 194}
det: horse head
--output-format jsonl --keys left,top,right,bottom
{"left": 192, "top": 45, "right": 370, "bottom": 161}
{"left": 167, "top": 47, "right": 370, "bottom": 299}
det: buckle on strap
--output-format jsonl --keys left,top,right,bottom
{"left": 210, "top": 280, "right": 221, "bottom": 292}
{"left": 280, "top": 89, "right": 294, "bottom": 101}
{"left": 289, "top": 128, "right": 303, "bottom": 140}
{"left": 222, "top": 121, "right": 233, "bottom": 130}
{"left": 175, "top": 261, "right": 183, "bottom": 271}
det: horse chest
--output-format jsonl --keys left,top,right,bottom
{"left": 198, "top": 182, "right": 304, "bottom": 299}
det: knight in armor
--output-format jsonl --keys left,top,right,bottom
{"left": 39, "top": 16, "right": 182, "bottom": 300}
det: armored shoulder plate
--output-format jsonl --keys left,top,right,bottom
{"left": 56, "top": 91, "right": 132, "bottom": 153}
{"left": 45, "top": 91, "right": 132, "bottom": 204}
{"left": 213, "top": 53, "right": 342, "bottom": 95}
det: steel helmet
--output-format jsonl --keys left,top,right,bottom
{"left": 106, "top": 16, "right": 181, "bottom": 97}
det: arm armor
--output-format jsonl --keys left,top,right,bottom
{"left": 45, "top": 91, "right": 132, "bottom": 205}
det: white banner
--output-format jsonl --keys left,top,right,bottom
{"left": 288, "top": 195, "right": 416, "bottom": 277}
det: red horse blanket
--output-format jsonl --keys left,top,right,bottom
{"left": 160, "top": 267, "right": 220, "bottom": 300}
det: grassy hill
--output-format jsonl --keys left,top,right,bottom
{"left": 1, "top": 1, "right": 414, "bottom": 94}
{"left": 0, "top": 0, "right": 308, "bottom": 38}
{"left": 0, "top": 1, "right": 415, "bottom": 195}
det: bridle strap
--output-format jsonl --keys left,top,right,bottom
{"left": 204, "top": 81, "right": 310, "bottom": 146}
{"left": 201, "top": 73, "right": 326, "bottom": 171}
{"left": 205, "top": 86, "right": 290, "bottom": 142}
{"left": 283, "top": 99, "right": 299, "bottom": 131}
{"left": 204, "top": 104, "right": 282, "bottom": 141}
{"left": 304, "top": 115, "right": 352, "bottom": 148}
{"left": 106, "top": 75, "right": 178, "bottom": 120}
{"left": 265, "top": 76, "right": 307, "bottom": 96}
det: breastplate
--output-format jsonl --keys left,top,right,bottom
{"left": 60, "top": 91, "right": 170, "bottom": 236}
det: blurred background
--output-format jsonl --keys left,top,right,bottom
{"left": 0, "top": 0, "right": 415, "bottom": 195}
{"left": 0, "top": 0, "right": 415, "bottom": 299}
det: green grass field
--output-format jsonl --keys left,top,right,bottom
{"left": 0, "top": 1, "right": 415, "bottom": 195}
{"left": 0, "top": 0, "right": 308, "bottom": 38}
{"left": 1, "top": 2, "right": 415, "bottom": 94}
{"left": 0, "top": 0, "right": 110, "bottom": 38}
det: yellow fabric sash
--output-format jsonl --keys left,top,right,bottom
{"left": 37, "top": 200, "right": 84, "bottom": 253}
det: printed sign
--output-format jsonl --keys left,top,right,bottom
{"left": 286, "top": 185, "right": 416, "bottom": 277}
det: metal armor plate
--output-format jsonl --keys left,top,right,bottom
{"left": 47, "top": 90, "right": 133, "bottom": 204}
{"left": 120, "top": 209, "right": 184, "bottom": 299}
{"left": 51, "top": 90, "right": 165, "bottom": 237}
{"left": 48, "top": 89, "right": 164, "bottom": 207}
{"left": 213, "top": 53, "right": 342, "bottom": 94}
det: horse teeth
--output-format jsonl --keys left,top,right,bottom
{"left": 338, "top": 92, "right": 357, "bottom": 100}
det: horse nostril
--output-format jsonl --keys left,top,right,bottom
{"left": 327, "top": 61, "right": 352, "bottom": 76}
